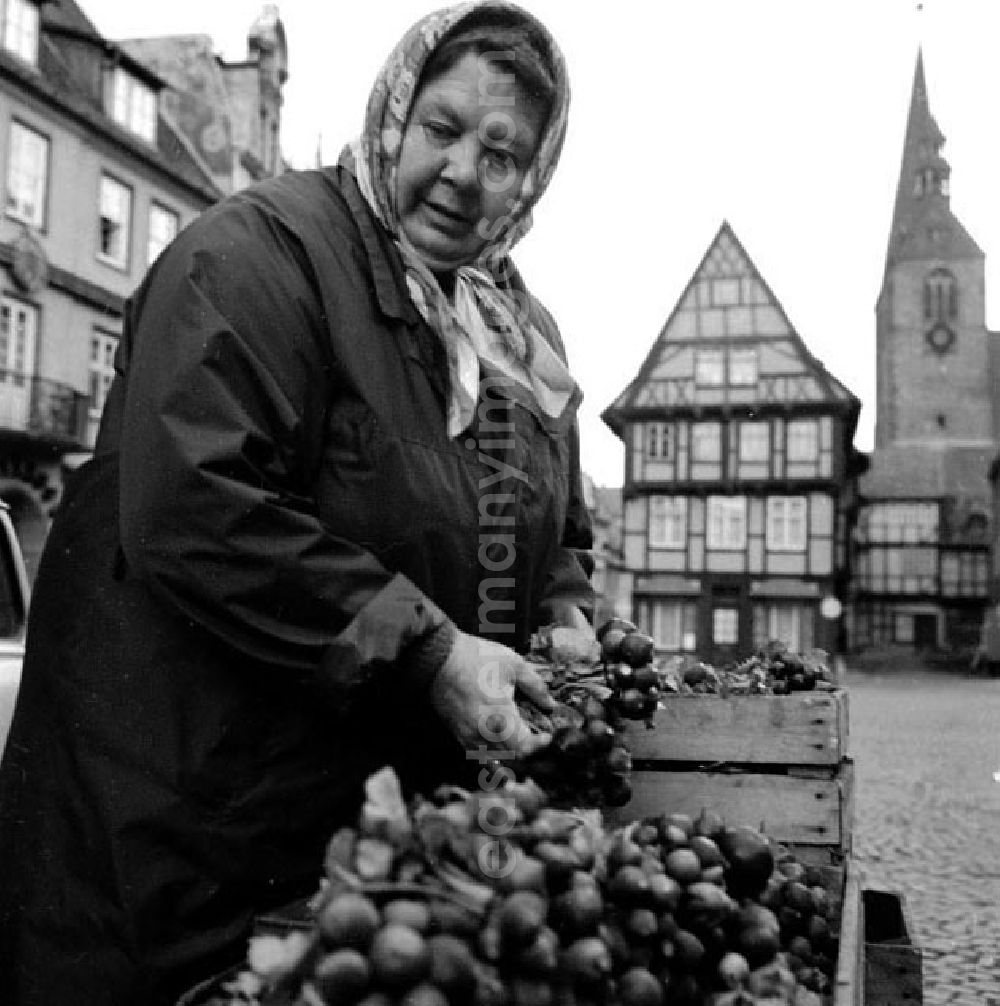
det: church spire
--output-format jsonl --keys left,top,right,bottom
{"left": 884, "top": 50, "right": 980, "bottom": 272}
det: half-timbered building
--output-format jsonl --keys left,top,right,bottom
{"left": 602, "top": 223, "right": 861, "bottom": 664}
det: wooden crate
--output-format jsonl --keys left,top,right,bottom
{"left": 626, "top": 689, "right": 849, "bottom": 765}
{"left": 862, "top": 884, "right": 923, "bottom": 1004}
{"left": 612, "top": 690, "right": 853, "bottom": 858}
{"left": 831, "top": 863, "right": 924, "bottom": 1006}
{"left": 619, "top": 760, "right": 854, "bottom": 856}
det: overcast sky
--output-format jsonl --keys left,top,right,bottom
{"left": 81, "top": 0, "right": 1000, "bottom": 488}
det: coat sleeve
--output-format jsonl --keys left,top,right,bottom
{"left": 535, "top": 413, "right": 597, "bottom": 627}
{"left": 521, "top": 291, "right": 596, "bottom": 627}
{"left": 115, "top": 195, "right": 450, "bottom": 699}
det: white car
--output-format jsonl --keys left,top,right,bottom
{"left": 0, "top": 505, "right": 30, "bottom": 757}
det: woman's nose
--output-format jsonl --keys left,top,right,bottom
{"left": 442, "top": 136, "right": 481, "bottom": 189}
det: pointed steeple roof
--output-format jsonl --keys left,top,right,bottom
{"left": 602, "top": 222, "right": 858, "bottom": 437}
{"left": 884, "top": 50, "right": 981, "bottom": 273}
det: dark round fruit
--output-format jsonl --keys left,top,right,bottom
{"left": 497, "top": 891, "right": 547, "bottom": 953}
{"left": 601, "top": 629, "right": 627, "bottom": 662}
{"left": 400, "top": 983, "right": 451, "bottom": 1006}
{"left": 717, "top": 826, "right": 775, "bottom": 898}
{"left": 633, "top": 666, "right": 660, "bottom": 692}
{"left": 625, "top": 908, "right": 659, "bottom": 940}
{"left": 648, "top": 872, "right": 682, "bottom": 912}
{"left": 318, "top": 893, "right": 380, "bottom": 949}
{"left": 670, "top": 929, "right": 705, "bottom": 971}
{"left": 689, "top": 834, "right": 724, "bottom": 868}
{"left": 314, "top": 948, "right": 371, "bottom": 1003}
{"left": 427, "top": 934, "right": 477, "bottom": 998}
{"left": 561, "top": 937, "right": 612, "bottom": 989}
{"left": 619, "top": 632, "right": 656, "bottom": 669}
{"left": 605, "top": 746, "right": 632, "bottom": 774}
{"left": 370, "top": 924, "right": 430, "bottom": 990}
{"left": 735, "top": 923, "right": 780, "bottom": 968}
{"left": 597, "top": 617, "right": 637, "bottom": 641}
{"left": 617, "top": 688, "right": 647, "bottom": 719}
{"left": 553, "top": 884, "right": 604, "bottom": 938}
{"left": 618, "top": 966, "right": 663, "bottom": 1006}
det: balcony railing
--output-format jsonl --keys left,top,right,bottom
{"left": 0, "top": 371, "right": 89, "bottom": 447}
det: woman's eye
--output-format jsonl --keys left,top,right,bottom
{"left": 484, "top": 149, "right": 515, "bottom": 171}
{"left": 423, "top": 121, "right": 455, "bottom": 142}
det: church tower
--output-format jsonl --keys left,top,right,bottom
{"left": 854, "top": 51, "right": 994, "bottom": 654}
{"left": 875, "top": 51, "right": 991, "bottom": 472}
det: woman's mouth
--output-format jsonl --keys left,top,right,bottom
{"left": 422, "top": 200, "right": 476, "bottom": 234}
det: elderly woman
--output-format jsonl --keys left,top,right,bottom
{"left": 0, "top": 3, "right": 593, "bottom": 1004}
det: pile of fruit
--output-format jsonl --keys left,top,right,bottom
{"left": 513, "top": 622, "right": 661, "bottom": 810}
{"left": 658, "top": 643, "right": 836, "bottom": 697}
{"left": 209, "top": 768, "right": 840, "bottom": 1006}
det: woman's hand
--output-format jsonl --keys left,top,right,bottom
{"left": 429, "top": 631, "right": 554, "bottom": 758}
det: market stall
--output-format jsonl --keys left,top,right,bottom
{"left": 178, "top": 628, "right": 921, "bottom": 1006}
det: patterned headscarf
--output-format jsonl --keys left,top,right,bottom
{"left": 340, "top": 1, "right": 579, "bottom": 437}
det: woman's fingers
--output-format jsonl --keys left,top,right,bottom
{"left": 516, "top": 725, "right": 552, "bottom": 758}
{"left": 513, "top": 662, "right": 555, "bottom": 711}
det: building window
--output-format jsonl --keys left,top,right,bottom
{"left": 5, "top": 120, "right": 48, "bottom": 226}
{"left": 88, "top": 330, "right": 118, "bottom": 446}
{"left": 646, "top": 422, "right": 672, "bottom": 460}
{"left": 707, "top": 496, "right": 746, "bottom": 550}
{"left": 753, "top": 602, "right": 814, "bottom": 653}
{"left": 0, "top": 295, "right": 37, "bottom": 429}
{"left": 649, "top": 496, "right": 686, "bottom": 548}
{"left": 1, "top": 0, "right": 39, "bottom": 65}
{"left": 148, "top": 202, "right": 179, "bottom": 265}
{"left": 637, "top": 599, "right": 697, "bottom": 652}
{"left": 98, "top": 174, "right": 132, "bottom": 269}
{"left": 729, "top": 348, "right": 757, "bottom": 386}
{"left": 0, "top": 294, "right": 35, "bottom": 379}
{"left": 767, "top": 496, "right": 807, "bottom": 551}
{"left": 695, "top": 349, "right": 724, "bottom": 386}
{"left": 712, "top": 607, "right": 739, "bottom": 645}
{"left": 861, "top": 546, "right": 936, "bottom": 593}
{"left": 894, "top": 613, "right": 914, "bottom": 643}
{"left": 738, "top": 420, "right": 769, "bottom": 462}
{"left": 107, "top": 68, "right": 157, "bottom": 143}
{"left": 941, "top": 551, "right": 989, "bottom": 597}
{"left": 863, "top": 502, "right": 938, "bottom": 544}
{"left": 786, "top": 419, "right": 818, "bottom": 462}
{"left": 691, "top": 421, "right": 721, "bottom": 463}
{"left": 923, "top": 268, "right": 957, "bottom": 324}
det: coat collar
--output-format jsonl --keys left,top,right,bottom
{"left": 336, "top": 166, "right": 421, "bottom": 326}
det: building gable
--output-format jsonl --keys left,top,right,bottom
{"left": 603, "top": 222, "right": 857, "bottom": 434}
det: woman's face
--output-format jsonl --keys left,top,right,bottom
{"left": 396, "top": 51, "right": 547, "bottom": 273}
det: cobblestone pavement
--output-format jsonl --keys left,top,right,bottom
{"left": 846, "top": 668, "right": 1000, "bottom": 1005}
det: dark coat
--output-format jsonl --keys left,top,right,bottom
{"left": 0, "top": 167, "right": 593, "bottom": 1006}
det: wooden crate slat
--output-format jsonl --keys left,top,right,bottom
{"left": 833, "top": 859, "right": 865, "bottom": 1006}
{"left": 624, "top": 690, "right": 848, "bottom": 766}
{"left": 612, "top": 760, "right": 853, "bottom": 849}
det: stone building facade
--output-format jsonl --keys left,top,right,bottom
{"left": 0, "top": 0, "right": 287, "bottom": 580}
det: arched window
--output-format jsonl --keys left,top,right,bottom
{"left": 923, "top": 268, "right": 958, "bottom": 324}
